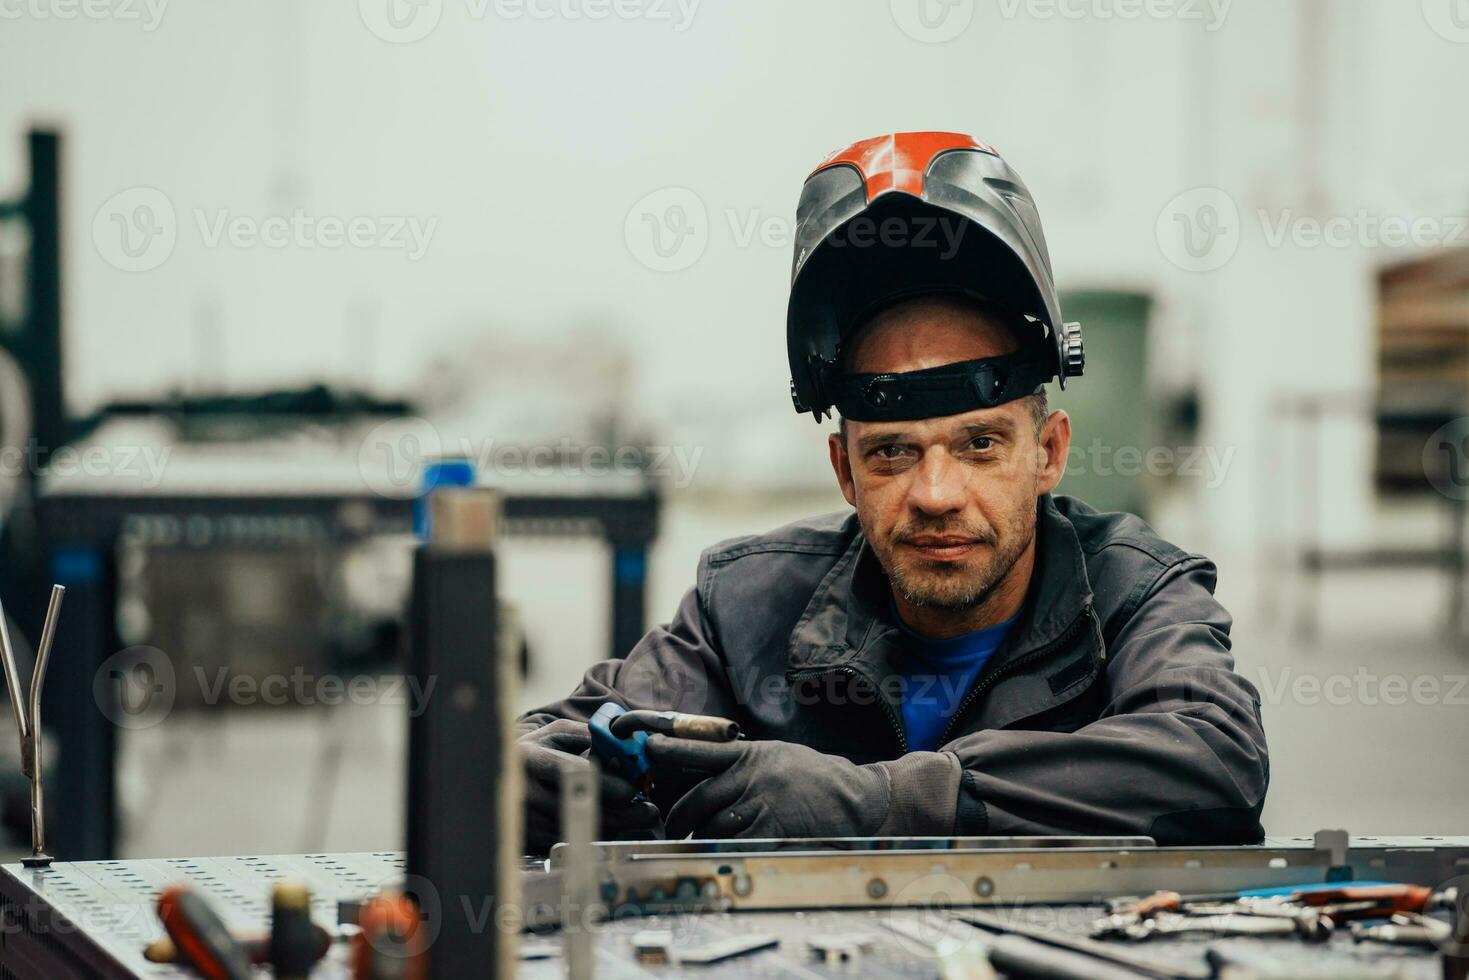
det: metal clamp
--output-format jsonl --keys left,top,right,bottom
{"left": 0, "top": 585, "right": 65, "bottom": 867}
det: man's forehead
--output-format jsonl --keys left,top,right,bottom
{"left": 846, "top": 297, "right": 1020, "bottom": 375}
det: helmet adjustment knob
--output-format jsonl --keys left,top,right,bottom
{"left": 1061, "top": 321, "right": 1085, "bottom": 378}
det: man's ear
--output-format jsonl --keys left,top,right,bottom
{"left": 1035, "top": 409, "right": 1071, "bottom": 496}
{"left": 828, "top": 429, "right": 857, "bottom": 507}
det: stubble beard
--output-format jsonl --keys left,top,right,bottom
{"left": 873, "top": 512, "right": 1036, "bottom": 612}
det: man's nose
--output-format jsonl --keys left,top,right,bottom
{"left": 906, "top": 448, "right": 968, "bottom": 516}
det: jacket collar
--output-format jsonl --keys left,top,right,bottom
{"left": 787, "top": 494, "right": 1095, "bottom": 676}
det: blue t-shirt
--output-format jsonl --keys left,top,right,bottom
{"left": 894, "top": 606, "right": 1018, "bottom": 753}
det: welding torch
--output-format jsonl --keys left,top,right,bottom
{"left": 588, "top": 704, "right": 741, "bottom": 794}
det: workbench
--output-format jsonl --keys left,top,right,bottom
{"left": 33, "top": 417, "right": 662, "bottom": 861}
{"left": 2, "top": 837, "right": 1464, "bottom": 978}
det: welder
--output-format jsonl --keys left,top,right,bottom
{"left": 517, "top": 132, "right": 1268, "bottom": 851}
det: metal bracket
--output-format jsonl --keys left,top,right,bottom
{"left": 1314, "top": 828, "right": 1350, "bottom": 880}
{"left": 0, "top": 585, "right": 65, "bottom": 867}
{"left": 556, "top": 752, "right": 599, "bottom": 980}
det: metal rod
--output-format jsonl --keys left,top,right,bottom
{"left": 29, "top": 586, "right": 62, "bottom": 736}
{"left": 0, "top": 596, "right": 29, "bottom": 745}
{"left": 28, "top": 586, "right": 63, "bottom": 858}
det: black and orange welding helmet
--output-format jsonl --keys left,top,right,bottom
{"left": 787, "top": 132, "right": 1084, "bottom": 422}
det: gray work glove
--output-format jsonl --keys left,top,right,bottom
{"left": 518, "top": 720, "right": 661, "bottom": 852}
{"left": 644, "top": 735, "right": 892, "bottom": 840}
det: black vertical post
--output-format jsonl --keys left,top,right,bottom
{"left": 405, "top": 490, "right": 513, "bottom": 977}
{"left": 43, "top": 544, "right": 117, "bottom": 859}
{"left": 23, "top": 130, "right": 65, "bottom": 465}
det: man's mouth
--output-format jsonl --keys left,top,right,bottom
{"left": 900, "top": 535, "right": 983, "bottom": 562}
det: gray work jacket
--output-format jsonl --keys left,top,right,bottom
{"left": 520, "top": 494, "right": 1269, "bottom": 844}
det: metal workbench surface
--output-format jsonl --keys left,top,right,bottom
{"left": 2, "top": 841, "right": 1464, "bottom": 978}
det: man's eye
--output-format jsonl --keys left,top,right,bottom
{"left": 968, "top": 437, "right": 995, "bottom": 452}
{"left": 872, "top": 444, "right": 909, "bottom": 460}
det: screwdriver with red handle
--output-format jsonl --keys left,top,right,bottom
{"left": 1285, "top": 884, "right": 1455, "bottom": 921}
{"left": 155, "top": 884, "right": 253, "bottom": 980}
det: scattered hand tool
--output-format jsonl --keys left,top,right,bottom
{"left": 1286, "top": 883, "right": 1455, "bottom": 920}
{"left": 950, "top": 910, "right": 1210, "bottom": 980}
{"left": 1095, "top": 882, "right": 1459, "bottom": 944}
{"left": 1120, "top": 910, "right": 1320, "bottom": 942}
{"left": 269, "top": 880, "right": 319, "bottom": 979}
{"left": 352, "top": 891, "right": 428, "bottom": 980}
{"left": 0, "top": 585, "right": 64, "bottom": 867}
{"left": 588, "top": 703, "right": 741, "bottom": 793}
{"left": 155, "top": 884, "right": 253, "bottom": 980}
{"left": 893, "top": 915, "right": 1154, "bottom": 980}
{"left": 1092, "top": 890, "right": 1183, "bottom": 937}
{"left": 1169, "top": 901, "right": 1335, "bottom": 941}
{"left": 1093, "top": 894, "right": 1327, "bottom": 942}
{"left": 1349, "top": 919, "right": 1443, "bottom": 949}
{"left": 143, "top": 924, "right": 333, "bottom": 966}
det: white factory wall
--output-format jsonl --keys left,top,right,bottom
{"left": 6, "top": 2, "right": 1469, "bottom": 853}
{"left": 4, "top": 2, "right": 1468, "bottom": 570}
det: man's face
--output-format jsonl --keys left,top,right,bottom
{"left": 828, "top": 297, "right": 1071, "bottom": 612}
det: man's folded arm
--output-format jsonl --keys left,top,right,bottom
{"left": 924, "top": 557, "right": 1269, "bottom": 845}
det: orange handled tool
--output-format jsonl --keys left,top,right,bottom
{"left": 156, "top": 885, "right": 252, "bottom": 980}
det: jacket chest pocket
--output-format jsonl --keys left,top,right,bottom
{"left": 998, "top": 675, "right": 1108, "bottom": 734}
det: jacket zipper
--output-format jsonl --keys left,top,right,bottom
{"left": 787, "top": 663, "right": 909, "bottom": 754}
{"left": 934, "top": 603, "right": 1100, "bottom": 748}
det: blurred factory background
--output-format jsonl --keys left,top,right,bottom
{"left": 1, "top": 1, "right": 1467, "bottom": 862}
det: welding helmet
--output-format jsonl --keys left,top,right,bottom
{"left": 786, "top": 132, "right": 1084, "bottom": 422}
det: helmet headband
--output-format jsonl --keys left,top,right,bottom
{"left": 830, "top": 349, "right": 1053, "bottom": 422}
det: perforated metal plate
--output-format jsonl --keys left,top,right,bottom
{"left": 2, "top": 842, "right": 1464, "bottom": 978}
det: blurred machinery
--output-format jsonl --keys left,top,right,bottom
{"left": 0, "top": 125, "right": 664, "bottom": 862}
{"left": 1269, "top": 248, "right": 1469, "bottom": 640}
